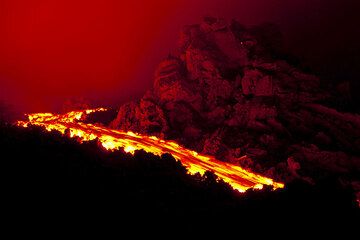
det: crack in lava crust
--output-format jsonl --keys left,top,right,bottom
{"left": 16, "top": 108, "right": 284, "bottom": 192}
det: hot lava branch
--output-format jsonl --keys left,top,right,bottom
{"left": 16, "top": 108, "right": 284, "bottom": 192}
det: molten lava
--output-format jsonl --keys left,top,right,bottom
{"left": 16, "top": 108, "right": 284, "bottom": 192}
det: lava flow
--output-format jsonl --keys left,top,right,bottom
{"left": 16, "top": 108, "right": 284, "bottom": 192}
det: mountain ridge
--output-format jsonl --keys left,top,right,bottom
{"left": 110, "top": 17, "right": 360, "bottom": 196}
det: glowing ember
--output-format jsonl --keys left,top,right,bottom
{"left": 16, "top": 108, "right": 284, "bottom": 192}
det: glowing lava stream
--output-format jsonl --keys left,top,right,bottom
{"left": 16, "top": 108, "right": 284, "bottom": 192}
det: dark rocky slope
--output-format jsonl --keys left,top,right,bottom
{"left": 1, "top": 124, "right": 358, "bottom": 226}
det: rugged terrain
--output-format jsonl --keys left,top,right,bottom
{"left": 110, "top": 17, "right": 360, "bottom": 196}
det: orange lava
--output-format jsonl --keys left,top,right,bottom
{"left": 16, "top": 108, "right": 284, "bottom": 192}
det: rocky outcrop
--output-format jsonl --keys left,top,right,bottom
{"left": 111, "top": 17, "right": 360, "bottom": 188}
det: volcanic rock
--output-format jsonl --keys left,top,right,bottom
{"left": 111, "top": 17, "right": 360, "bottom": 187}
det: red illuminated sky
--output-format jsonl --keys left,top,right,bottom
{"left": 0, "top": 0, "right": 359, "bottom": 113}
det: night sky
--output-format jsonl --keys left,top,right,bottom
{"left": 0, "top": 0, "right": 359, "bottom": 113}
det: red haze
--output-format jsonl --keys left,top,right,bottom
{"left": 0, "top": 0, "right": 359, "bottom": 113}
{"left": 0, "top": 0, "right": 182, "bottom": 112}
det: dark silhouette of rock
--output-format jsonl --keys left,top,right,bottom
{"left": 111, "top": 17, "right": 360, "bottom": 192}
{"left": 2, "top": 124, "right": 359, "bottom": 223}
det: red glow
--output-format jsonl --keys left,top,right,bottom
{"left": 0, "top": 0, "right": 181, "bottom": 111}
{"left": 1, "top": 1, "right": 358, "bottom": 113}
